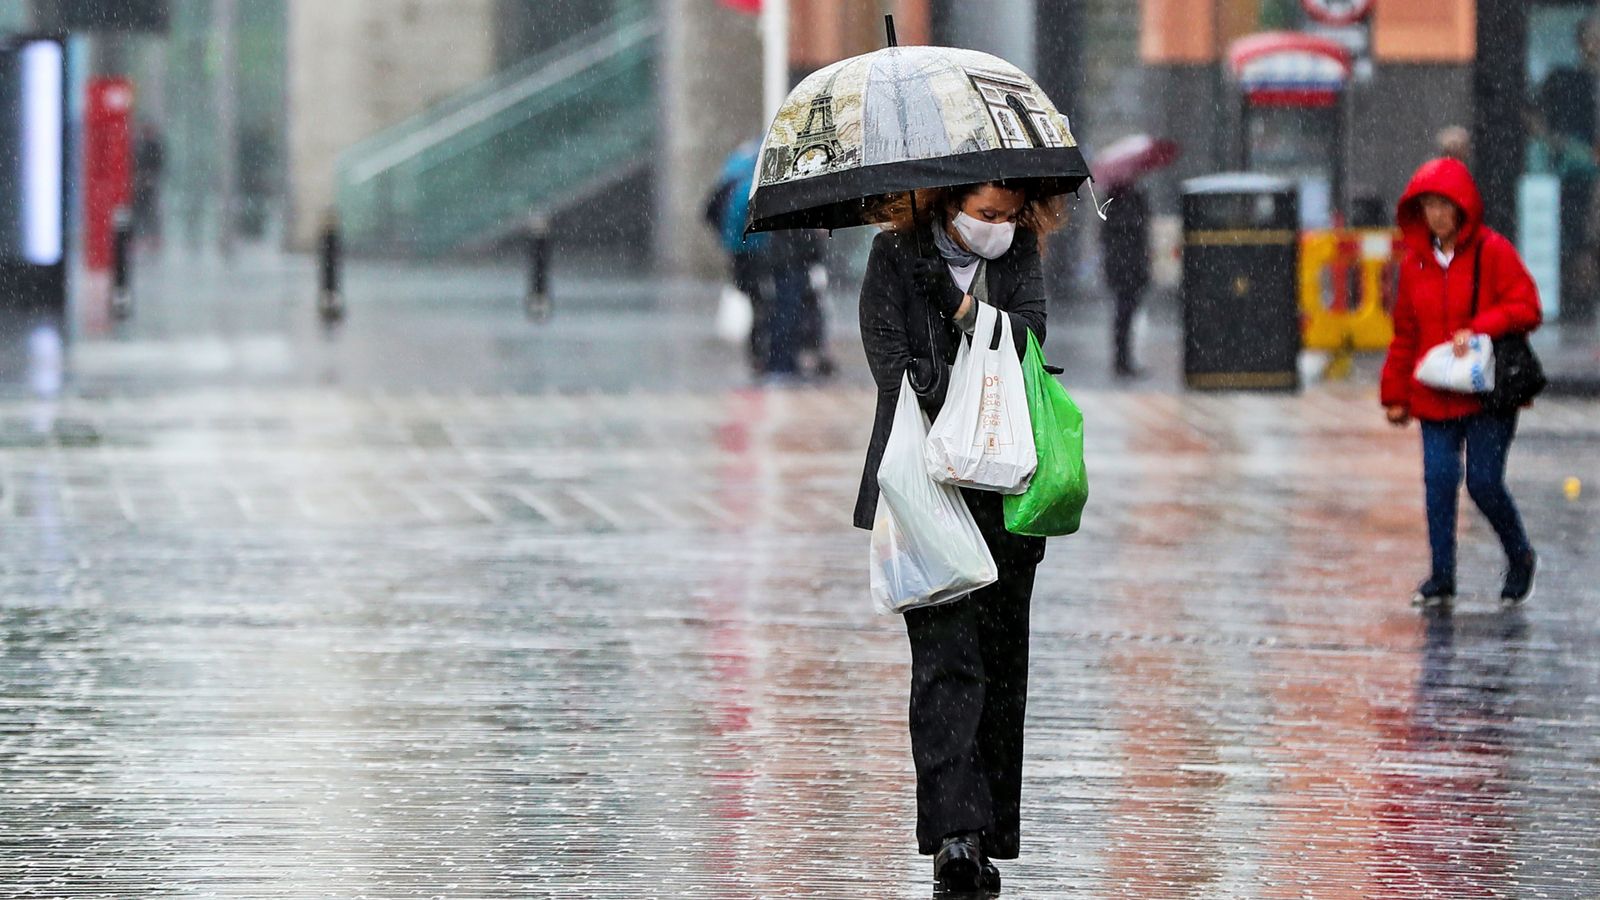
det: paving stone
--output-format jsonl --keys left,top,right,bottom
{"left": 0, "top": 259, "right": 1596, "bottom": 896}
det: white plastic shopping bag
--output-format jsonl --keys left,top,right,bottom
{"left": 714, "top": 283, "right": 754, "bottom": 344}
{"left": 870, "top": 373, "right": 999, "bottom": 615}
{"left": 925, "top": 302, "right": 1036, "bottom": 494}
{"left": 1415, "top": 334, "right": 1495, "bottom": 394}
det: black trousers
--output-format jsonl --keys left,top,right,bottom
{"left": 1112, "top": 285, "right": 1142, "bottom": 370}
{"left": 903, "top": 490, "right": 1042, "bottom": 859}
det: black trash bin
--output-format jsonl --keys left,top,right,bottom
{"left": 1180, "top": 174, "right": 1300, "bottom": 391}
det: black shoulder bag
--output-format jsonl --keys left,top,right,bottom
{"left": 1470, "top": 245, "right": 1547, "bottom": 414}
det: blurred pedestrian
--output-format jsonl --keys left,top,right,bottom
{"left": 704, "top": 140, "right": 774, "bottom": 376}
{"left": 704, "top": 141, "right": 834, "bottom": 381}
{"left": 856, "top": 179, "right": 1062, "bottom": 893}
{"left": 1434, "top": 125, "right": 1471, "bottom": 165}
{"left": 1380, "top": 158, "right": 1542, "bottom": 611}
{"left": 1099, "top": 183, "right": 1150, "bottom": 377}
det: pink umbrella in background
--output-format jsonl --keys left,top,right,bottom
{"left": 1090, "top": 134, "right": 1181, "bottom": 191}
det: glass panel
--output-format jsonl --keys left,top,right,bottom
{"left": 1524, "top": 1, "right": 1600, "bottom": 352}
{"left": 335, "top": 11, "right": 655, "bottom": 256}
{"left": 1246, "top": 106, "right": 1339, "bottom": 228}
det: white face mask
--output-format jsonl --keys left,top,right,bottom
{"left": 953, "top": 212, "right": 1016, "bottom": 260}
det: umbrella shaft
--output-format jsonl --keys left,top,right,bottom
{"left": 762, "top": 0, "right": 789, "bottom": 125}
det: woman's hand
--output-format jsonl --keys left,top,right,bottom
{"left": 1386, "top": 405, "right": 1411, "bottom": 427}
{"left": 1451, "top": 328, "right": 1474, "bottom": 357}
{"left": 952, "top": 294, "right": 973, "bottom": 325}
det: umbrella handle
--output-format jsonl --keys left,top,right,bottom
{"left": 903, "top": 186, "right": 945, "bottom": 401}
{"left": 906, "top": 189, "right": 927, "bottom": 257}
{"left": 1085, "top": 179, "right": 1111, "bottom": 221}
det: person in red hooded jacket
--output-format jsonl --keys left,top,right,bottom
{"left": 1380, "top": 157, "right": 1541, "bottom": 610}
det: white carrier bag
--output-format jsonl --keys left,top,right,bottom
{"left": 870, "top": 373, "right": 999, "bottom": 615}
{"left": 1415, "top": 334, "right": 1495, "bottom": 394}
{"left": 924, "top": 302, "right": 1036, "bottom": 493}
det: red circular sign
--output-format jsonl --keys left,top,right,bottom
{"left": 1300, "top": 0, "right": 1373, "bottom": 26}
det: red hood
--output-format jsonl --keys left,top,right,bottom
{"left": 1396, "top": 157, "right": 1483, "bottom": 257}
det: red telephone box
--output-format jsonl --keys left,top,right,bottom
{"left": 83, "top": 77, "right": 134, "bottom": 272}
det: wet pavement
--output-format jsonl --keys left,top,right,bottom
{"left": 1, "top": 252, "right": 1598, "bottom": 897}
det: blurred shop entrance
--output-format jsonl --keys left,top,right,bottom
{"left": 1228, "top": 31, "right": 1352, "bottom": 230}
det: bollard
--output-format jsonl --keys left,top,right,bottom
{"left": 524, "top": 215, "right": 552, "bottom": 322}
{"left": 110, "top": 206, "right": 133, "bottom": 319}
{"left": 318, "top": 214, "right": 344, "bottom": 323}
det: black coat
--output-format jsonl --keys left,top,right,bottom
{"left": 854, "top": 226, "right": 1048, "bottom": 532}
{"left": 1099, "top": 186, "right": 1150, "bottom": 298}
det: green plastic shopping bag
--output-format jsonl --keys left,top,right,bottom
{"left": 1003, "top": 331, "right": 1088, "bottom": 536}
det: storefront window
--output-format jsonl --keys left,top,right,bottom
{"left": 1245, "top": 105, "right": 1339, "bottom": 228}
{"left": 1525, "top": 1, "right": 1600, "bottom": 328}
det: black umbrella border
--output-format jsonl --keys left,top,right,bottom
{"left": 745, "top": 146, "right": 1092, "bottom": 235}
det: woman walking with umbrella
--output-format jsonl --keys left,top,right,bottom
{"left": 745, "top": 30, "right": 1089, "bottom": 892}
{"left": 862, "top": 179, "right": 1062, "bottom": 892}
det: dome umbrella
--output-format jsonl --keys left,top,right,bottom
{"left": 744, "top": 30, "right": 1090, "bottom": 235}
{"left": 1088, "top": 134, "right": 1180, "bottom": 192}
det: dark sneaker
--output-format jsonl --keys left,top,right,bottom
{"left": 1501, "top": 552, "right": 1537, "bottom": 608}
{"left": 1411, "top": 575, "right": 1455, "bottom": 610}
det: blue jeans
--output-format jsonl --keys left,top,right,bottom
{"left": 1420, "top": 413, "right": 1532, "bottom": 582}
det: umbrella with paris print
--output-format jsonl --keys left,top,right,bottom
{"left": 744, "top": 44, "right": 1091, "bottom": 234}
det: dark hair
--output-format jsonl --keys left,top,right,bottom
{"left": 872, "top": 181, "right": 1066, "bottom": 250}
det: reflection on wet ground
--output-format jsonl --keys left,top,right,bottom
{"left": 0, "top": 271, "right": 1598, "bottom": 896}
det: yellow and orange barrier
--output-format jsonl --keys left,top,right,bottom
{"left": 1299, "top": 227, "right": 1399, "bottom": 352}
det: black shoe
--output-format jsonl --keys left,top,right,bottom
{"left": 1501, "top": 551, "right": 1537, "bottom": 608}
{"left": 1411, "top": 575, "right": 1455, "bottom": 610}
{"left": 980, "top": 858, "right": 1001, "bottom": 892}
{"left": 1113, "top": 362, "right": 1146, "bottom": 380}
{"left": 933, "top": 833, "right": 983, "bottom": 891}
